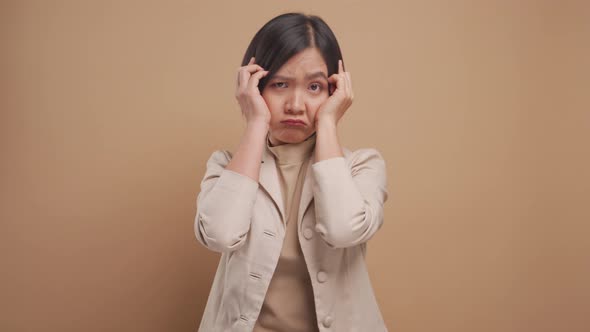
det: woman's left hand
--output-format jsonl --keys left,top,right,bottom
{"left": 315, "top": 59, "right": 353, "bottom": 126}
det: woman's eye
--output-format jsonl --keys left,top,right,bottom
{"left": 310, "top": 83, "right": 322, "bottom": 92}
{"left": 273, "top": 82, "right": 287, "bottom": 88}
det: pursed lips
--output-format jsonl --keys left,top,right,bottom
{"left": 281, "top": 119, "right": 306, "bottom": 125}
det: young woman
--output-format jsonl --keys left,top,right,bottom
{"left": 195, "top": 12, "right": 389, "bottom": 332}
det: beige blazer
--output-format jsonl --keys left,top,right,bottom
{"left": 194, "top": 142, "right": 389, "bottom": 332}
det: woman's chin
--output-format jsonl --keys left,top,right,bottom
{"left": 270, "top": 131, "right": 308, "bottom": 145}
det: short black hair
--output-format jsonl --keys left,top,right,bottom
{"left": 241, "top": 12, "right": 344, "bottom": 93}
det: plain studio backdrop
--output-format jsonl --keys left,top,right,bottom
{"left": 1, "top": 1, "right": 589, "bottom": 331}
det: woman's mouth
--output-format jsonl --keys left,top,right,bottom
{"left": 281, "top": 119, "right": 306, "bottom": 126}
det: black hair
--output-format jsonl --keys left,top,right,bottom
{"left": 241, "top": 12, "right": 344, "bottom": 93}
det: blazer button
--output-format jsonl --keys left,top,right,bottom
{"left": 303, "top": 227, "right": 314, "bottom": 239}
{"left": 323, "top": 315, "right": 333, "bottom": 328}
{"left": 317, "top": 270, "right": 328, "bottom": 283}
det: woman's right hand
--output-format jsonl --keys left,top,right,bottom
{"left": 235, "top": 57, "right": 271, "bottom": 126}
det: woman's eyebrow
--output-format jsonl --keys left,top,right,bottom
{"left": 271, "top": 71, "right": 328, "bottom": 81}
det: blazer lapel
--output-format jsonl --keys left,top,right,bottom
{"left": 259, "top": 145, "right": 286, "bottom": 225}
{"left": 297, "top": 153, "right": 315, "bottom": 227}
{"left": 258, "top": 139, "right": 317, "bottom": 228}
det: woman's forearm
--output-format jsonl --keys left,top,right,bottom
{"left": 314, "top": 119, "right": 344, "bottom": 163}
{"left": 225, "top": 120, "right": 269, "bottom": 182}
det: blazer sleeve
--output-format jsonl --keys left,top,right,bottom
{"left": 311, "top": 148, "right": 389, "bottom": 249}
{"left": 194, "top": 150, "right": 259, "bottom": 253}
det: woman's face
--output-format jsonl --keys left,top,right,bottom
{"left": 262, "top": 47, "right": 330, "bottom": 146}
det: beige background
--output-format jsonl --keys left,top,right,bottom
{"left": 2, "top": 0, "right": 589, "bottom": 331}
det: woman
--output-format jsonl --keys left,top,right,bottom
{"left": 195, "top": 12, "right": 389, "bottom": 332}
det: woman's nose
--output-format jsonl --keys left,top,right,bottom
{"left": 286, "top": 90, "right": 305, "bottom": 114}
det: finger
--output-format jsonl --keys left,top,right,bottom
{"left": 328, "top": 74, "right": 344, "bottom": 95}
{"left": 238, "top": 65, "right": 264, "bottom": 87}
{"left": 345, "top": 72, "right": 352, "bottom": 97}
{"left": 238, "top": 69, "right": 249, "bottom": 88}
{"left": 338, "top": 59, "right": 343, "bottom": 74}
{"left": 342, "top": 74, "right": 349, "bottom": 97}
{"left": 338, "top": 70, "right": 349, "bottom": 95}
{"left": 247, "top": 70, "right": 269, "bottom": 91}
{"left": 238, "top": 57, "right": 257, "bottom": 87}
{"left": 241, "top": 64, "right": 264, "bottom": 73}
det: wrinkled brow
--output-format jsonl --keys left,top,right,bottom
{"left": 271, "top": 71, "right": 328, "bottom": 81}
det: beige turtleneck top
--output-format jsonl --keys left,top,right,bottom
{"left": 253, "top": 132, "right": 319, "bottom": 332}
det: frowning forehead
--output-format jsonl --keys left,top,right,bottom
{"left": 270, "top": 71, "right": 328, "bottom": 81}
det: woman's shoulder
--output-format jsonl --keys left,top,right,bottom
{"left": 205, "top": 149, "right": 233, "bottom": 168}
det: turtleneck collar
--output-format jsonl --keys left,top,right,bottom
{"left": 266, "top": 132, "right": 316, "bottom": 165}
